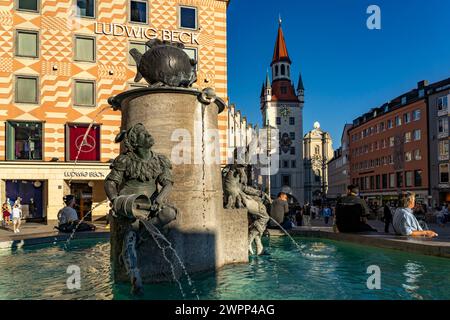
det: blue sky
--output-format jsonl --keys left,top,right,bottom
{"left": 226, "top": 0, "right": 450, "bottom": 147}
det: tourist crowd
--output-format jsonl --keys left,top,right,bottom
{"left": 267, "top": 186, "right": 446, "bottom": 239}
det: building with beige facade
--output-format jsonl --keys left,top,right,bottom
{"left": 0, "top": 0, "right": 230, "bottom": 222}
{"left": 303, "top": 122, "right": 333, "bottom": 204}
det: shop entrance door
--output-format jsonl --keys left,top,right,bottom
{"left": 6, "top": 180, "right": 45, "bottom": 223}
{"left": 70, "top": 183, "right": 93, "bottom": 221}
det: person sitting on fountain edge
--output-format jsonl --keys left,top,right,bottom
{"left": 268, "top": 192, "right": 291, "bottom": 230}
{"left": 392, "top": 192, "right": 438, "bottom": 238}
{"left": 56, "top": 195, "right": 95, "bottom": 233}
{"left": 334, "top": 185, "right": 377, "bottom": 233}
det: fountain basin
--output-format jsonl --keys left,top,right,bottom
{"left": 1, "top": 236, "right": 450, "bottom": 300}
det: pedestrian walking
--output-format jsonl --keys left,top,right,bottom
{"left": 323, "top": 205, "right": 332, "bottom": 225}
{"left": 12, "top": 204, "right": 21, "bottom": 233}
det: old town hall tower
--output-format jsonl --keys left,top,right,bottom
{"left": 260, "top": 20, "right": 305, "bottom": 204}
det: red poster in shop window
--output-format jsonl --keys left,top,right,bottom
{"left": 69, "top": 125, "right": 100, "bottom": 161}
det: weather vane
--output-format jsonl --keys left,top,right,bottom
{"left": 279, "top": 14, "right": 282, "bottom": 25}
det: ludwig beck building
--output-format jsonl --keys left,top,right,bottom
{"left": 0, "top": 0, "right": 230, "bottom": 223}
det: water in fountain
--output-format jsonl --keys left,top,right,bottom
{"left": 139, "top": 219, "right": 200, "bottom": 300}
{"left": 63, "top": 199, "right": 109, "bottom": 250}
{"left": 267, "top": 217, "right": 306, "bottom": 252}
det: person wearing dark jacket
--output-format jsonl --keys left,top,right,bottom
{"left": 383, "top": 204, "right": 393, "bottom": 233}
{"left": 335, "top": 185, "right": 377, "bottom": 233}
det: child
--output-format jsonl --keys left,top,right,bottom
{"left": 12, "top": 204, "right": 21, "bottom": 233}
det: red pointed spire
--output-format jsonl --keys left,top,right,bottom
{"left": 271, "top": 19, "right": 291, "bottom": 66}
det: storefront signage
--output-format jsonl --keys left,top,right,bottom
{"left": 64, "top": 171, "right": 106, "bottom": 178}
{"left": 94, "top": 22, "right": 200, "bottom": 45}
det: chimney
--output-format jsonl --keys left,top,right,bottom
{"left": 417, "top": 80, "right": 429, "bottom": 89}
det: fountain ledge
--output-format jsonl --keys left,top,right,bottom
{"left": 269, "top": 227, "right": 450, "bottom": 259}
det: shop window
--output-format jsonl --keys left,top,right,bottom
{"left": 180, "top": 6, "right": 197, "bottom": 30}
{"left": 67, "top": 124, "right": 101, "bottom": 161}
{"left": 74, "top": 80, "right": 95, "bottom": 106}
{"left": 414, "top": 170, "right": 423, "bottom": 187}
{"left": 405, "top": 171, "right": 413, "bottom": 187}
{"left": 440, "top": 164, "right": 449, "bottom": 184}
{"left": 128, "top": 41, "right": 147, "bottom": 65}
{"left": 376, "top": 175, "right": 381, "bottom": 189}
{"left": 76, "top": 0, "right": 95, "bottom": 18}
{"left": 6, "top": 121, "right": 43, "bottom": 160}
{"left": 75, "top": 36, "right": 95, "bottom": 62}
{"left": 130, "top": 0, "right": 148, "bottom": 24}
{"left": 16, "top": 30, "right": 38, "bottom": 58}
{"left": 15, "top": 76, "right": 38, "bottom": 104}
{"left": 17, "top": 0, "right": 38, "bottom": 12}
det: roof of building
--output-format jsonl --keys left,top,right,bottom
{"left": 349, "top": 77, "right": 450, "bottom": 131}
{"left": 271, "top": 22, "right": 291, "bottom": 66}
{"left": 297, "top": 73, "right": 304, "bottom": 91}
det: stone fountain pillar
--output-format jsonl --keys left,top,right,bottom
{"left": 108, "top": 87, "right": 248, "bottom": 283}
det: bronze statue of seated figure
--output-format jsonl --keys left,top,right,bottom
{"left": 105, "top": 123, "right": 178, "bottom": 295}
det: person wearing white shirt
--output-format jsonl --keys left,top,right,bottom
{"left": 12, "top": 204, "right": 21, "bottom": 233}
{"left": 393, "top": 192, "right": 438, "bottom": 238}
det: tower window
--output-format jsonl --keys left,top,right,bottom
{"left": 287, "top": 65, "right": 290, "bottom": 77}
{"left": 281, "top": 86, "right": 287, "bottom": 94}
{"left": 275, "top": 65, "right": 279, "bottom": 76}
{"left": 281, "top": 64, "right": 285, "bottom": 76}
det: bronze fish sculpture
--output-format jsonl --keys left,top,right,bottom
{"left": 129, "top": 39, "right": 197, "bottom": 88}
